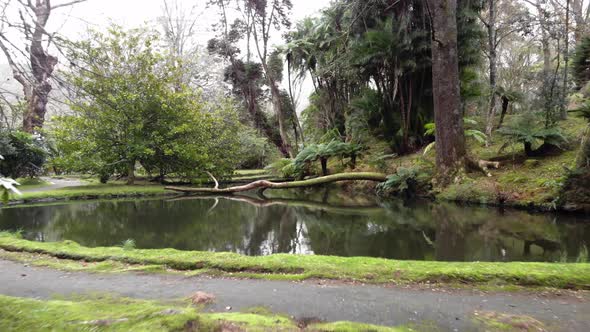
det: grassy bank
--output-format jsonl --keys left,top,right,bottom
{"left": 6, "top": 183, "right": 172, "bottom": 206}
{"left": 0, "top": 233, "right": 588, "bottom": 290}
{"left": 349, "top": 116, "right": 589, "bottom": 211}
{"left": 0, "top": 295, "right": 408, "bottom": 332}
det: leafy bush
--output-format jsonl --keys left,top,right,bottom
{"left": 122, "top": 239, "right": 136, "bottom": 251}
{"left": 265, "top": 159, "right": 298, "bottom": 178}
{"left": 423, "top": 118, "right": 486, "bottom": 155}
{"left": 236, "top": 127, "right": 281, "bottom": 170}
{"left": 498, "top": 113, "right": 567, "bottom": 157}
{"left": 376, "top": 166, "right": 429, "bottom": 198}
{"left": 51, "top": 27, "right": 245, "bottom": 183}
{"left": 0, "top": 131, "right": 47, "bottom": 178}
{"left": 292, "top": 141, "right": 364, "bottom": 177}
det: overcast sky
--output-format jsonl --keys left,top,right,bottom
{"left": 48, "top": 0, "right": 331, "bottom": 42}
{"left": 2, "top": 0, "right": 332, "bottom": 63}
{"left": 1, "top": 0, "right": 331, "bottom": 111}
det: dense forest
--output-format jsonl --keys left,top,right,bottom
{"left": 1, "top": 0, "right": 590, "bottom": 210}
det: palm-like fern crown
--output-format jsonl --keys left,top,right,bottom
{"left": 498, "top": 113, "right": 567, "bottom": 147}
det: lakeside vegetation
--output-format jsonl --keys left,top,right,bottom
{"left": 0, "top": 0, "right": 590, "bottom": 330}
{"left": 1, "top": 232, "right": 588, "bottom": 290}
{"left": 0, "top": 295, "right": 412, "bottom": 332}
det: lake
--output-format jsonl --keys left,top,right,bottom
{"left": 1, "top": 191, "right": 588, "bottom": 262}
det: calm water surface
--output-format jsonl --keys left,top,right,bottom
{"left": 1, "top": 192, "right": 588, "bottom": 262}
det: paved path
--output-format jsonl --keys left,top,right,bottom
{"left": 1, "top": 260, "right": 588, "bottom": 331}
{"left": 21, "top": 177, "right": 85, "bottom": 193}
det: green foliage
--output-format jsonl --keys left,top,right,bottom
{"left": 122, "top": 239, "right": 136, "bottom": 251}
{"left": 265, "top": 158, "right": 298, "bottom": 178}
{"left": 52, "top": 26, "right": 244, "bottom": 181}
{"left": 287, "top": 0, "right": 483, "bottom": 154}
{"left": 376, "top": 166, "right": 429, "bottom": 197}
{"left": 498, "top": 113, "right": 568, "bottom": 156}
{"left": 577, "top": 245, "right": 588, "bottom": 263}
{"left": 3, "top": 232, "right": 589, "bottom": 289}
{"left": 292, "top": 141, "right": 364, "bottom": 177}
{"left": 423, "top": 118, "right": 486, "bottom": 155}
{"left": 570, "top": 94, "right": 590, "bottom": 122}
{"left": 0, "top": 130, "right": 47, "bottom": 178}
{"left": 236, "top": 127, "right": 281, "bottom": 169}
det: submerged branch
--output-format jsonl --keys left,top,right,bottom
{"left": 165, "top": 172, "right": 388, "bottom": 195}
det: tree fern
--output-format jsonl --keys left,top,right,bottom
{"left": 498, "top": 113, "right": 567, "bottom": 156}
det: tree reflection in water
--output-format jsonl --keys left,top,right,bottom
{"left": 0, "top": 194, "right": 588, "bottom": 262}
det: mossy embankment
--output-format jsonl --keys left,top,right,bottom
{"left": 0, "top": 295, "right": 409, "bottom": 332}
{"left": 5, "top": 183, "right": 173, "bottom": 206}
{"left": 0, "top": 233, "right": 588, "bottom": 290}
{"left": 348, "top": 117, "right": 590, "bottom": 212}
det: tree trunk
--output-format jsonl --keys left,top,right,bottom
{"left": 0, "top": 1, "right": 61, "bottom": 133}
{"left": 577, "top": 125, "right": 590, "bottom": 169}
{"left": 320, "top": 157, "right": 328, "bottom": 176}
{"left": 430, "top": 0, "right": 467, "bottom": 186}
{"left": 524, "top": 141, "right": 534, "bottom": 157}
{"left": 497, "top": 96, "right": 510, "bottom": 129}
{"left": 571, "top": 0, "right": 588, "bottom": 45}
{"left": 269, "top": 77, "right": 294, "bottom": 158}
{"left": 24, "top": 3, "right": 58, "bottom": 133}
{"left": 561, "top": 0, "right": 571, "bottom": 120}
{"left": 165, "top": 172, "right": 388, "bottom": 195}
{"left": 126, "top": 160, "right": 136, "bottom": 185}
{"left": 537, "top": 0, "right": 554, "bottom": 121}
{"left": 485, "top": 0, "right": 498, "bottom": 141}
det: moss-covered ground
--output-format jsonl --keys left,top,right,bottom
{"left": 472, "top": 311, "right": 548, "bottom": 332}
{"left": 6, "top": 183, "right": 171, "bottom": 205}
{"left": 0, "top": 233, "right": 588, "bottom": 290}
{"left": 15, "top": 178, "right": 52, "bottom": 191}
{"left": 352, "top": 116, "right": 589, "bottom": 210}
{"left": 0, "top": 295, "right": 410, "bottom": 331}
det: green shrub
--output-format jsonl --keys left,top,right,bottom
{"left": 265, "top": 159, "right": 298, "bottom": 178}
{"left": 0, "top": 131, "right": 47, "bottom": 178}
{"left": 498, "top": 113, "right": 567, "bottom": 157}
{"left": 376, "top": 166, "right": 430, "bottom": 198}
{"left": 293, "top": 141, "right": 364, "bottom": 177}
{"left": 122, "top": 239, "right": 136, "bottom": 251}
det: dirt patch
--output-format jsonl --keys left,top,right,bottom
{"left": 296, "top": 316, "right": 324, "bottom": 329}
{"left": 190, "top": 291, "right": 216, "bottom": 305}
{"left": 474, "top": 311, "right": 547, "bottom": 331}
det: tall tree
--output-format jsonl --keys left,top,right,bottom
{"left": 571, "top": 0, "right": 590, "bottom": 43}
{"left": 429, "top": 0, "right": 467, "bottom": 184}
{"left": 479, "top": 0, "right": 529, "bottom": 139}
{"left": 246, "top": 0, "right": 296, "bottom": 157}
{"left": 208, "top": 0, "right": 291, "bottom": 157}
{"left": 0, "top": 0, "right": 88, "bottom": 133}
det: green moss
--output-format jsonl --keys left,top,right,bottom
{"left": 308, "top": 321, "right": 410, "bottom": 331}
{"left": 0, "top": 295, "right": 409, "bottom": 332}
{"left": 233, "top": 169, "right": 268, "bottom": 176}
{"left": 0, "top": 233, "right": 588, "bottom": 289}
{"left": 205, "top": 313, "right": 296, "bottom": 330}
{"left": 15, "top": 178, "right": 53, "bottom": 190}
{"left": 7, "top": 184, "right": 171, "bottom": 205}
{"left": 0, "top": 295, "right": 214, "bottom": 332}
{"left": 473, "top": 311, "right": 547, "bottom": 332}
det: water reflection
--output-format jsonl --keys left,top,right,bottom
{"left": 0, "top": 195, "right": 588, "bottom": 262}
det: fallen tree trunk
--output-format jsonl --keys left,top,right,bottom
{"left": 165, "top": 172, "right": 388, "bottom": 195}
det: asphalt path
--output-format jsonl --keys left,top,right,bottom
{"left": 0, "top": 259, "right": 588, "bottom": 331}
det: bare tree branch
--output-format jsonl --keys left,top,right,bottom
{"left": 51, "top": 0, "right": 88, "bottom": 10}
